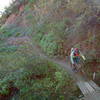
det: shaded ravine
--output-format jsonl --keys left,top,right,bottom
{"left": 31, "top": 41, "right": 100, "bottom": 99}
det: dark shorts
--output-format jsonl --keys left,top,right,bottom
{"left": 73, "top": 57, "right": 80, "bottom": 64}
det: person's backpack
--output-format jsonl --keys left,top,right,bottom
{"left": 74, "top": 48, "right": 80, "bottom": 56}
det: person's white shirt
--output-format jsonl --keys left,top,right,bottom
{"left": 70, "top": 48, "right": 74, "bottom": 64}
{"left": 70, "top": 48, "right": 86, "bottom": 65}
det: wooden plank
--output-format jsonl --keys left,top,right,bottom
{"left": 88, "top": 80, "right": 100, "bottom": 91}
{"left": 77, "top": 81, "right": 89, "bottom": 96}
{"left": 85, "top": 92, "right": 100, "bottom": 100}
{"left": 84, "top": 82, "right": 95, "bottom": 93}
{"left": 82, "top": 82, "right": 90, "bottom": 95}
{"left": 77, "top": 81, "right": 86, "bottom": 95}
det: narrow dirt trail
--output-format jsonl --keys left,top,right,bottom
{"left": 30, "top": 41, "right": 100, "bottom": 99}
{"left": 7, "top": 36, "right": 100, "bottom": 99}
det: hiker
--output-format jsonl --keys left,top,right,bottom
{"left": 70, "top": 48, "right": 86, "bottom": 71}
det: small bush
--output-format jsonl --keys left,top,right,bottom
{"left": 40, "top": 32, "right": 59, "bottom": 56}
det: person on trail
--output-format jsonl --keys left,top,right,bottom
{"left": 70, "top": 48, "right": 86, "bottom": 71}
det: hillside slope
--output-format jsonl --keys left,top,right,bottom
{"left": 0, "top": 0, "right": 100, "bottom": 99}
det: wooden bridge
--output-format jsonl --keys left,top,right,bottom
{"left": 44, "top": 56, "right": 100, "bottom": 100}
{"left": 32, "top": 42, "right": 100, "bottom": 100}
{"left": 48, "top": 58, "right": 100, "bottom": 100}
{"left": 77, "top": 80, "right": 100, "bottom": 100}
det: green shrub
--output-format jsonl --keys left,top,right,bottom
{"left": 0, "top": 50, "right": 79, "bottom": 99}
{"left": 40, "top": 32, "right": 59, "bottom": 56}
{"left": 24, "top": 5, "right": 31, "bottom": 11}
{"left": 0, "top": 45, "right": 18, "bottom": 52}
{"left": 0, "top": 28, "right": 14, "bottom": 39}
{"left": 29, "top": 0, "right": 37, "bottom": 3}
{"left": 0, "top": 78, "right": 10, "bottom": 95}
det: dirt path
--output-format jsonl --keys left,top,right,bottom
{"left": 7, "top": 36, "right": 100, "bottom": 99}
{"left": 30, "top": 40, "right": 100, "bottom": 99}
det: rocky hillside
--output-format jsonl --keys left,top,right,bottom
{"left": 0, "top": 0, "right": 100, "bottom": 99}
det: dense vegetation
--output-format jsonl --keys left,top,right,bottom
{"left": 0, "top": 43, "right": 80, "bottom": 100}
{"left": 0, "top": 0, "right": 100, "bottom": 99}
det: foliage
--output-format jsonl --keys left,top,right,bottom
{"left": 0, "top": 28, "right": 15, "bottom": 39}
{"left": 29, "top": 0, "right": 37, "bottom": 3}
{"left": 0, "top": 46, "right": 17, "bottom": 53}
{"left": 0, "top": 26, "right": 33, "bottom": 40}
{"left": 40, "top": 32, "right": 59, "bottom": 56}
{"left": 49, "top": 19, "right": 69, "bottom": 38}
{"left": 96, "top": 70, "right": 100, "bottom": 86}
{"left": 24, "top": 4, "right": 31, "bottom": 11}
{"left": 32, "top": 18, "right": 71, "bottom": 56}
{"left": 0, "top": 41, "right": 79, "bottom": 100}
{"left": 0, "top": 54, "right": 79, "bottom": 100}
{"left": 0, "top": 0, "right": 94, "bottom": 99}
{"left": 67, "top": 0, "right": 87, "bottom": 14}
